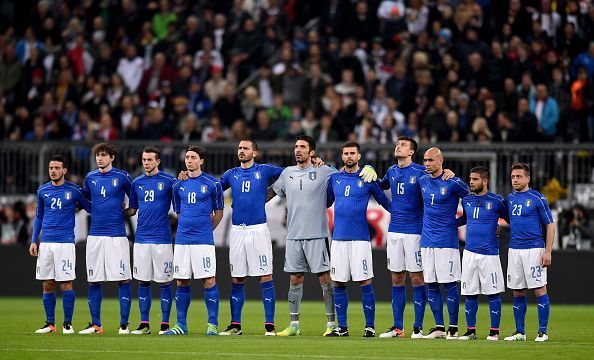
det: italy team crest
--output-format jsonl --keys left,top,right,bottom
{"left": 254, "top": 171, "right": 261, "bottom": 180}
{"left": 357, "top": 180, "right": 364, "bottom": 187}
{"left": 112, "top": 179, "right": 118, "bottom": 187}
{"left": 409, "top": 176, "right": 416, "bottom": 184}
{"left": 158, "top": 182, "right": 164, "bottom": 190}
{"left": 440, "top": 187, "right": 447, "bottom": 195}
{"left": 309, "top": 171, "right": 316, "bottom": 180}
{"left": 486, "top": 201, "right": 492, "bottom": 210}
{"left": 65, "top": 191, "right": 72, "bottom": 200}
{"left": 201, "top": 185, "right": 208, "bottom": 193}
{"left": 526, "top": 200, "right": 532, "bottom": 207}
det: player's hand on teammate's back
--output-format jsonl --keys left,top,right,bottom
{"left": 541, "top": 250, "right": 552, "bottom": 267}
{"left": 178, "top": 171, "right": 189, "bottom": 180}
{"left": 29, "top": 243, "right": 38, "bottom": 257}
{"left": 442, "top": 168, "right": 455, "bottom": 180}
{"left": 311, "top": 156, "right": 325, "bottom": 167}
{"left": 495, "top": 224, "right": 501, "bottom": 237}
{"left": 359, "top": 165, "right": 378, "bottom": 182}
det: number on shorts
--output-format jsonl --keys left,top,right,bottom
{"left": 120, "top": 259, "right": 125, "bottom": 272}
{"left": 430, "top": 193, "right": 435, "bottom": 205}
{"left": 491, "top": 272, "right": 498, "bottom": 285}
{"left": 62, "top": 259, "right": 72, "bottom": 272}
{"left": 144, "top": 190, "right": 155, "bottom": 202}
{"left": 51, "top": 198, "right": 62, "bottom": 210}
{"left": 101, "top": 186, "right": 106, "bottom": 198}
{"left": 473, "top": 207, "right": 480, "bottom": 219}
{"left": 362, "top": 259, "right": 368, "bottom": 271}
{"left": 530, "top": 266, "right": 542, "bottom": 279}
{"left": 259, "top": 255, "right": 267, "bottom": 268}
{"left": 415, "top": 250, "right": 422, "bottom": 266}
{"left": 512, "top": 204, "right": 523, "bottom": 216}
{"left": 242, "top": 180, "right": 251, "bottom": 193}
{"left": 344, "top": 185, "right": 351, "bottom": 197}
{"left": 449, "top": 260, "right": 454, "bottom": 274}
{"left": 164, "top": 261, "right": 173, "bottom": 274}
{"left": 397, "top": 182, "right": 404, "bottom": 195}
{"left": 203, "top": 257, "right": 211, "bottom": 269}
{"left": 187, "top": 192, "right": 196, "bottom": 204}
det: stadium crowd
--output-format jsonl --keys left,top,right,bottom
{"left": 0, "top": 0, "right": 593, "bottom": 146}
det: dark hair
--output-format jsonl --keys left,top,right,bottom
{"left": 470, "top": 166, "right": 490, "bottom": 180}
{"left": 186, "top": 145, "right": 207, "bottom": 160}
{"left": 342, "top": 141, "right": 360, "bottom": 153}
{"left": 397, "top": 136, "right": 418, "bottom": 155}
{"left": 142, "top": 146, "right": 161, "bottom": 160}
{"left": 295, "top": 135, "right": 316, "bottom": 151}
{"left": 92, "top": 143, "right": 116, "bottom": 157}
{"left": 511, "top": 162, "right": 530, "bottom": 176}
{"left": 49, "top": 154, "right": 67, "bottom": 168}
{"left": 239, "top": 139, "right": 258, "bottom": 151}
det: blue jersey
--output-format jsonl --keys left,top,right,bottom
{"left": 327, "top": 170, "right": 391, "bottom": 241}
{"left": 33, "top": 181, "right": 91, "bottom": 243}
{"left": 129, "top": 171, "right": 176, "bottom": 244}
{"left": 507, "top": 189, "right": 553, "bottom": 249}
{"left": 220, "top": 163, "right": 283, "bottom": 226}
{"left": 83, "top": 168, "right": 132, "bottom": 237}
{"left": 173, "top": 172, "right": 224, "bottom": 245}
{"left": 458, "top": 192, "right": 509, "bottom": 255}
{"left": 379, "top": 162, "right": 426, "bottom": 234}
{"left": 419, "top": 175, "right": 469, "bottom": 248}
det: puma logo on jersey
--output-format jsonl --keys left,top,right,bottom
{"left": 180, "top": 187, "right": 185, "bottom": 191}
{"left": 138, "top": 186, "right": 143, "bottom": 190}
{"left": 92, "top": 180, "right": 97, "bottom": 185}
{"left": 44, "top": 194, "right": 50, "bottom": 198}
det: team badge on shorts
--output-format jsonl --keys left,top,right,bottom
{"left": 526, "top": 200, "right": 532, "bottom": 207}
{"left": 309, "top": 171, "right": 316, "bottom": 180}
{"left": 201, "top": 185, "right": 208, "bottom": 193}
{"left": 255, "top": 171, "right": 261, "bottom": 180}
{"left": 358, "top": 180, "right": 364, "bottom": 187}
{"left": 158, "top": 182, "right": 164, "bottom": 190}
{"left": 409, "top": 176, "right": 416, "bottom": 184}
{"left": 112, "top": 179, "right": 118, "bottom": 187}
{"left": 65, "top": 191, "right": 72, "bottom": 200}
{"left": 486, "top": 201, "right": 492, "bottom": 210}
{"left": 440, "top": 187, "right": 447, "bottom": 195}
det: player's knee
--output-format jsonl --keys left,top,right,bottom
{"left": 139, "top": 281, "right": 151, "bottom": 288}
{"left": 290, "top": 273, "right": 304, "bottom": 285}
{"left": 42, "top": 280, "right": 56, "bottom": 293}
{"left": 59, "top": 281, "right": 73, "bottom": 291}
{"left": 232, "top": 277, "right": 246, "bottom": 284}
{"left": 203, "top": 277, "right": 216, "bottom": 288}
{"left": 359, "top": 279, "right": 373, "bottom": 286}
{"left": 334, "top": 281, "right": 346, "bottom": 288}
{"left": 177, "top": 279, "right": 191, "bottom": 287}
{"left": 260, "top": 274, "right": 272, "bottom": 283}
{"left": 534, "top": 285, "right": 547, "bottom": 297}
{"left": 317, "top": 271, "right": 331, "bottom": 284}
{"left": 391, "top": 272, "right": 406, "bottom": 286}
{"left": 513, "top": 289, "right": 527, "bottom": 297}
{"left": 410, "top": 272, "right": 424, "bottom": 287}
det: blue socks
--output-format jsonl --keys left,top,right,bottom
{"left": 42, "top": 292, "right": 56, "bottom": 324}
{"left": 427, "top": 283, "right": 444, "bottom": 326}
{"left": 175, "top": 286, "right": 191, "bottom": 330}
{"left": 138, "top": 283, "right": 151, "bottom": 323}
{"left": 488, "top": 294, "right": 502, "bottom": 330}
{"left": 260, "top": 280, "right": 275, "bottom": 325}
{"left": 513, "top": 295, "right": 527, "bottom": 334}
{"left": 536, "top": 294, "right": 550, "bottom": 333}
{"left": 361, "top": 284, "right": 376, "bottom": 328}
{"left": 119, "top": 282, "right": 132, "bottom": 326}
{"left": 334, "top": 287, "right": 348, "bottom": 328}
{"left": 413, "top": 284, "right": 427, "bottom": 329}
{"left": 88, "top": 284, "right": 102, "bottom": 326}
{"left": 160, "top": 283, "right": 173, "bottom": 324}
{"left": 465, "top": 295, "right": 479, "bottom": 329}
{"left": 62, "top": 290, "right": 75, "bottom": 323}
{"left": 391, "top": 285, "right": 405, "bottom": 329}
{"left": 444, "top": 282, "right": 459, "bottom": 326}
{"left": 230, "top": 283, "right": 245, "bottom": 324}
{"left": 204, "top": 284, "right": 220, "bottom": 326}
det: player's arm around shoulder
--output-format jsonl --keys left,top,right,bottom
{"left": 271, "top": 168, "right": 287, "bottom": 198}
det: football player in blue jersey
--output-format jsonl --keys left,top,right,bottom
{"left": 503, "top": 163, "right": 554, "bottom": 342}
{"left": 326, "top": 141, "right": 391, "bottom": 337}
{"left": 418, "top": 147, "right": 470, "bottom": 340}
{"left": 79, "top": 143, "right": 133, "bottom": 334}
{"left": 30, "top": 155, "right": 91, "bottom": 334}
{"left": 125, "top": 147, "right": 176, "bottom": 335}
{"left": 164, "top": 146, "right": 224, "bottom": 336}
{"left": 456, "top": 166, "right": 509, "bottom": 341}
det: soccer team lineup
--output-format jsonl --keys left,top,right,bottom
{"left": 28, "top": 135, "right": 557, "bottom": 344}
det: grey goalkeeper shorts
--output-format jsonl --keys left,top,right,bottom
{"left": 284, "top": 238, "right": 331, "bottom": 274}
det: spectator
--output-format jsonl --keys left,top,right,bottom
{"left": 152, "top": 0, "right": 177, "bottom": 41}
{"left": 469, "top": 117, "right": 493, "bottom": 143}
{"left": 512, "top": 97, "right": 540, "bottom": 142}
{"left": 201, "top": 116, "right": 228, "bottom": 143}
{"left": 213, "top": 83, "right": 242, "bottom": 128}
{"left": 313, "top": 113, "right": 340, "bottom": 144}
{"left": 117, "top": 44, "right": 144, "bottom": 94}
{"left": 204, "top": 65, "right": 228, "bottom": 103}
{"left": 251, "top": 110, "right": 277, "bottom": 141}
{"left": 529, "top": 83, "right": 559, "bottom": 139}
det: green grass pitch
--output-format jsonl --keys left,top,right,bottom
{"left": 1, "top": 297, "right": 592, "bottom": 359}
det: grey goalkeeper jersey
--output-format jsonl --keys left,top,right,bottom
{"left": 273, "top": 165, "right": 337, "bottom": 240}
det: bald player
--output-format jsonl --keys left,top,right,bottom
{"left": 418, "top": 148, "right": 470, "bottom": 339}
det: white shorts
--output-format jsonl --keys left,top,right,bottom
{"left": 421, "top": 247, "right": 461, "bottom": 283}
{"left": 36, "top": 242, "right": 76, "bottom": 281}
{"left": 229, "top": 224, "right": 273, "bottom": 278}
{"left": 133, "top": 243, "right": 174, "bottom": 283}
{"left": 330, "top": 241, "right": 374, "bottom": 282}
{"left": 507, "top": 248, "right": 547, "bottom": 290}
{"left": 86, "top": 236, "right": 131, "bottom": 282}
{"left": 173, "top": 244, "right": 216, "bottom": 280}
{"left": 461, "top": 250, "right": 505, "bottom": 295}
{"left": 387, "top": 232, "right": 422, "bottom": 273}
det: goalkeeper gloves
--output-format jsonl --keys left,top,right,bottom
{"left": 359, "top": 165, "right": 378, "bottom": 183}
